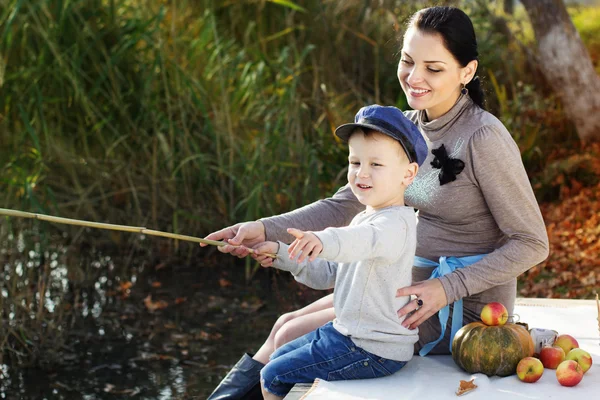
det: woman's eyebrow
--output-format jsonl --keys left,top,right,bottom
{"left": 402, "top": 51, "right": 447, "bottom": 64}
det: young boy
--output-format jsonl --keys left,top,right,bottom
{"left": 253, "top": 105, "right": 428, "bottom": 400}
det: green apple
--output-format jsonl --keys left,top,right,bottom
{"left": 565, "top": 348, "right": 593, "bottom": 374}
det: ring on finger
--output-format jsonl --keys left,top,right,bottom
{"left": 416, "top": 298, "right": 424, "bottom": 309}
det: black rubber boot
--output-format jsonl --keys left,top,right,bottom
{"left": 207, "top": 353, "right": 265, "bottom": 400}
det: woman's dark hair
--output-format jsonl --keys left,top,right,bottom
{"left": 407, "top": 6, "right": 485, "bottom": 109}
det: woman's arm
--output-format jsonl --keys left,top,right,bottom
{"left": 438, "top": 124, "right": 550, "bottom": 304}
{"left": 202, "top": 185, "right": 362, "bottom": 257}
{"left": 397, "top": 124, "right": 549, "bottom": 329}
{"left": 260, "top": 184, "right": 364, "bottom": 243}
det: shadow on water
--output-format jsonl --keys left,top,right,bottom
{"left": 0, "top": 226, "right": 298, "bottom": 399}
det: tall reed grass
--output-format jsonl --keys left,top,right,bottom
{"left": 2, "top": 0, "right": 596, "bottom": 240}
{"left": 0, "top": 0, "right": 409, "bottom": 235}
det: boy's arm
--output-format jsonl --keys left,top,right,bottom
{"left": 315, "top": 211, "right": 409, "bottom": 264}
{"left": 273, "top": 242, "right": 337, "bottom": 290}
{"left": 260, "top": 184, "right": 364, "bottom": 243}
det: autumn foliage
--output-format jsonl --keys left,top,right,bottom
{"left": 521, "top": 143, "right": 600, "bottom": 299}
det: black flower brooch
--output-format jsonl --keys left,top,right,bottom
{"left": 430, "top": 144, "right": 465, "bottom": 185}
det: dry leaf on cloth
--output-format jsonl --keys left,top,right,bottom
{"left": 456, "top": 378, "right": 477, "bottom": 396}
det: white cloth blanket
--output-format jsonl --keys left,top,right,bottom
{"left": 299, "top": 298, "right": 600, "bottom": 400}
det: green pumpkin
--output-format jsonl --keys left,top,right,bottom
{"left": 452, "top": 322, "right": 534, "bottom": 377}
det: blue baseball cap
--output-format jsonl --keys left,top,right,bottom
{"left": 335, "top": 105, "right": 428, "bottom": 166}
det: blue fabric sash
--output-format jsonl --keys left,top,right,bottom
{"left": 413, "top": 254, "right": 486, "bottom": 356}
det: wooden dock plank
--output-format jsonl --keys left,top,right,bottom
{"left": 283, "top": 383, "right": 313, "bottom": 399}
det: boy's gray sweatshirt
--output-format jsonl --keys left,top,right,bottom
{"left": 272, "top": 206, "right": 418, "bottom": 362}
{"left": 261, "top": 95, "right": 549, "bottom": 311}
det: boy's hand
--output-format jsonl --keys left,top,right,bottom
{"left": 287, "top": 228, "right": 323, "bottom": 263}
{"left": 251, "top": 241, "right": 279, "bottom": 267}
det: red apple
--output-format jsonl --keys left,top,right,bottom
{"left": 565, "top": 348, "right": 593, "bottom": 374}
{"left": 554, "top": 334, "right": 579, "bottom": 355}
{"left": 556, "top": 360, "right": 583, "bottom": 387}
{"left": 539, "top": 345, "right": 565, "bottom": 369}
{"left": 516, "top": 357, "right": 544, "bottom": 383}
{"left": 480, "top": 302, "right": 508, "bottom": 326}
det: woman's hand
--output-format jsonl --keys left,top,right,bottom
{"left": 201, "top": 221, "right": 266, "bottom": 257}
{"left": 287, "top": 228, "right": 323, "bottom": 263}
{"left": 396, "top": 279, "right": 448, "bottom": 330}
{"left": 252, "top": 242, "right": 279, "bottom": 267}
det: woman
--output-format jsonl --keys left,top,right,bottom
{"left": 206, "top": 6, "right": 549, "bottom": 399}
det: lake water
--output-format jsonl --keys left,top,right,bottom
{"left": 0, "top": 228, "right": 298, "bottom": 399}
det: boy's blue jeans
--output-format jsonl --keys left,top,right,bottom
{"left": 260, "top": 322, "right": 407, "bottom": 397}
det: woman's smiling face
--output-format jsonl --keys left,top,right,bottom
{"left": 398, "top": 27, "right": 473, "bottom": 120}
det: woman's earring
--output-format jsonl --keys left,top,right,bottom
{"left": 461, "top": 83, "right": 468, "bottom": 95}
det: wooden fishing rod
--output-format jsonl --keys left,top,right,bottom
{"left": 0, "top": 208, "right": 277, "bottom": 258}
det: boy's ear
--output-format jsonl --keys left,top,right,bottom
{"left": 403, "top": 163, "right": 419, "bottom": 186}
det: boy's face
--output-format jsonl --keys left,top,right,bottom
{"left": 347, "top": 131, "right": 416, "bottom": 211}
